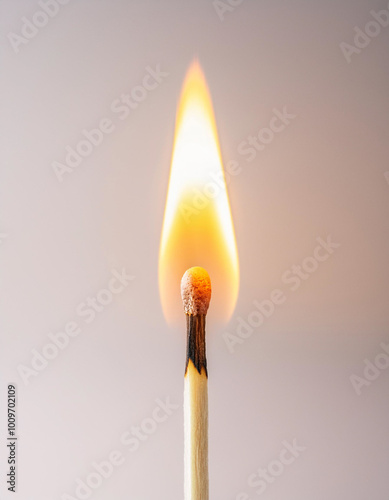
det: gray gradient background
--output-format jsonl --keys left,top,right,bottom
{"left": 1, "top": 0, "right": 389, "bottom": 499}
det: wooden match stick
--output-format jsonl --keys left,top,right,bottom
{"left": 181, "top": 266, "right": 211, "bottom": 500}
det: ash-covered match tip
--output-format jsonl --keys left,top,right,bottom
{"left": 181, "top": 267, "right": 212, "bottom": 316}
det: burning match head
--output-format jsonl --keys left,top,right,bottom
{"left": 181, "top": 267, "right": 212, "bottom": 316}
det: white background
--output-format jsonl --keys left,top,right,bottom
{"left": 1, "top": 0, "right": 389, "bottom": 499}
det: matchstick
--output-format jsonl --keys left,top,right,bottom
{"left": 181, "top": 267, "right": 211, "bottom": 500}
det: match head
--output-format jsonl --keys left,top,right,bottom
{"left": 181, "top": 267, "right": 212, "bottom": 316}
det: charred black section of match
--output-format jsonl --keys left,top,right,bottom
{"left": 185, "top": 314, "right": 207, "bottom": 376}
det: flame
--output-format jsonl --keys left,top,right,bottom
{"left": 159, "top": 60, "right": 239, "bottom": 325}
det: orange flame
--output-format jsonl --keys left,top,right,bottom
{"left": 159, "top": 60, "right": 239, "bottom": 325}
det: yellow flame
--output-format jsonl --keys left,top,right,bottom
{"left": 159, "top": 60, "right": 239, "bottom": 325}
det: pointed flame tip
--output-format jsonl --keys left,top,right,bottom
{"left": 181, "top": 60, "right": 209, "bottom": 95}
{"left": 187, "top": 58, "right": 203, "bottom": 75}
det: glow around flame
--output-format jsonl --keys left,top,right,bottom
{"left": 159, "top": 60, "right": 239, "bottom": 325}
